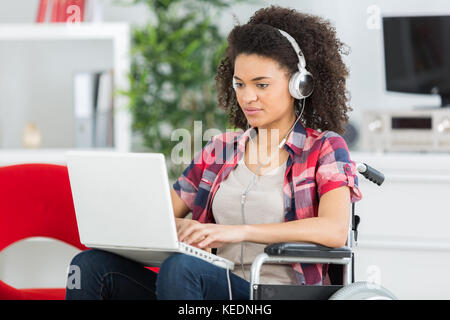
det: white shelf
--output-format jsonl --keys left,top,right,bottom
{"left": 0, "top": 23, "right": 132, "bottom": 152}
{"left": 0, "top": 23, "right": 129, "bottom": 41}
{"left": 0, "top": 148, "right": 116, "bottom": 166}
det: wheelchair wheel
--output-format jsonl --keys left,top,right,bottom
{"left": 328, "top": 281, "right": 397, "bottom": 300}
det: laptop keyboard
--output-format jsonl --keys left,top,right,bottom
{"left": 179, "top": 242, "right": 234, "bottom": 269}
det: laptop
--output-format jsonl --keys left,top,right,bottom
{"left": 66, "top": 151, "right": 234, "bottom": 270}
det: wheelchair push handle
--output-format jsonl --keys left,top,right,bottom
{"left": 356, "top": 163, "right": 384, "bottom": 186}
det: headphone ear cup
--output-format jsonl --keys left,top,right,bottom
{"left": 289, "top": 69, "right": 314, "bottom": 99}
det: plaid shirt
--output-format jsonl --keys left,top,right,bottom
{"left": 173, "top": 121, "right": 362, "bottom": 285}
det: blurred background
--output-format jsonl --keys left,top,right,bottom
{"left": 0, "top": 0, "right": 450, "bottom": 299}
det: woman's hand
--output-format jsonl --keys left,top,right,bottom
{"left": 175, "top": 218, "right": 245, "bottom": 249}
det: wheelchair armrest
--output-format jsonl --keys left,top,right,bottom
{"left": 264, "top": 242, "right": 352, "bottom": 259}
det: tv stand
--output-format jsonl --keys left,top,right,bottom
{"left": 412, "top": 105, "right": 442, "bottom": 110}
{"left": 413, "top": 94, "right": 450, "bottom": 110}
{"left": 411, "top": 93, "right": 450, "bottom": 110}
{"left": 440, "top": 93, "right": 450, "bottom": 108}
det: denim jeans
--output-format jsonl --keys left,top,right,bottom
{"left": 65, "top": 249, "right": 250, "bottom": 300}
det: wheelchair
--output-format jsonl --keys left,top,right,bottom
{"left": 249, "top": 162, "right": 398, "bottom": 300}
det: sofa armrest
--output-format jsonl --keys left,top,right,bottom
{"left": 264, "top": 242, "right": 352, "bottom": 259}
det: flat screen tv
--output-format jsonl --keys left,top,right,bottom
{"left": 383, "top": 15, "right": 450, "bottom": 107}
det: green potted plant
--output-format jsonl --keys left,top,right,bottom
{"left": 121, "top": 0, "right": 256, "bottom": 180}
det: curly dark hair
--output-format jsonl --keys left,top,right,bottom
{"left": 214, "top": 5, "right": 352, "bottom": 134}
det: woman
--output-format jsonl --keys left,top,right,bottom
{"left": 66, "top": 5, "right": 362, "bottom": 300}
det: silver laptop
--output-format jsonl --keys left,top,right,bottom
{"left": 66, "top": 151, "right": 234, "bottom": 270}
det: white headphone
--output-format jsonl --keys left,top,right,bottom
{"left": 233, "top": 28, "right": 314, "bottom": 100}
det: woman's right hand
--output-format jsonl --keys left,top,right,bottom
{"left": 175, "top": 218, "right": 211, "bottom": 252}
{"left": 175, "top": 217, "right": 200, "bottom": 239}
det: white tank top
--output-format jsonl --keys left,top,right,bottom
{"left": 212, "top": 157, "right": 297, "bottom": 284}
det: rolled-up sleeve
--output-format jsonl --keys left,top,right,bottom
{"left": 315, "top": 132, "right": 363, "bottom": 203}
{"left": 172, "top": 137, "right": 215, "bottom": 212}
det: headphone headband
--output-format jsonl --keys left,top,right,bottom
{"left": 277, "top": 28, "right": 314, "bottom": 99}
{"left": 277, "top": 29, "right": 306, "bottom": 70}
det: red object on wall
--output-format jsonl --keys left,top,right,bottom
{"left": 50, "top": 0, "right": 60, "bottom": 22}
{"left": 52, "top": 0, "right": 85, "bottom": 23}
{"left": 36, "top": 0, "right": 49, "bottom": 23}
{"left": 0, "top": 164, "right": 87, "bottom": 300}
{"left": 68, "top": 0, "right": 86, "bottom": 22}
{"left": 37, "top": 0, "right": 85, "bottom": 23}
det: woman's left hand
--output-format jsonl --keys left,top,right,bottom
{"left": 177, "top": 223, "right": 246, "bottom": 249}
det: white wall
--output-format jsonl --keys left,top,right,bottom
{"left": 0, "top": 0, "right": 151, "bottom": 25}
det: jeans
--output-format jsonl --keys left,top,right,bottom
{"left": 65, "top": 249, "right": 250, "bottom": 300}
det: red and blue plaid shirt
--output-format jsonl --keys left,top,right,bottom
{"left": 173, "top": 121, "right": 362, "bottom": 285}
